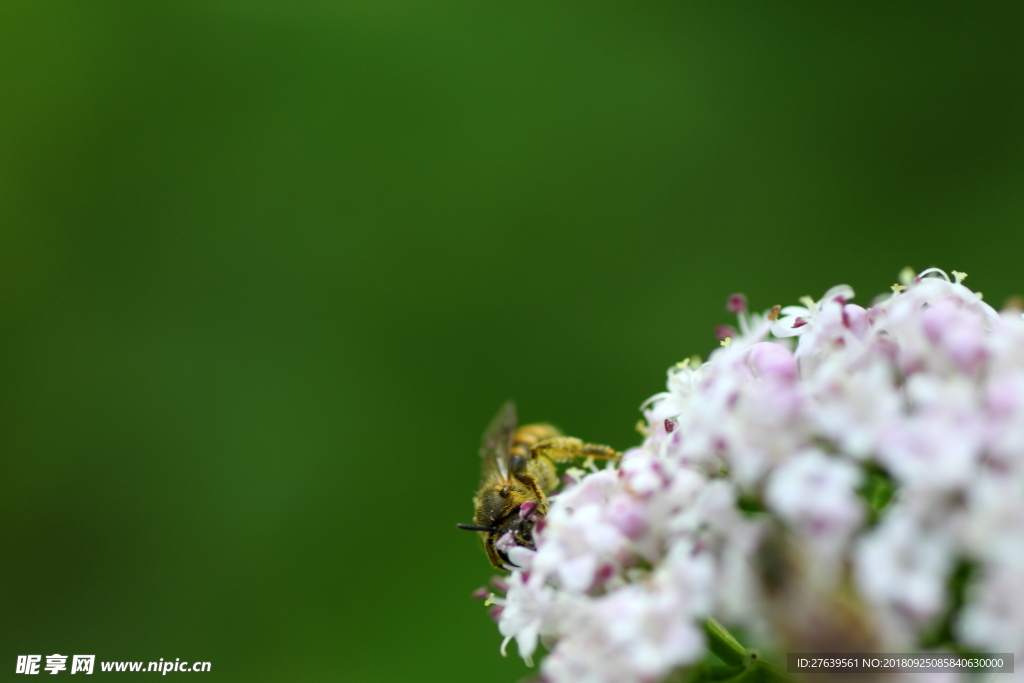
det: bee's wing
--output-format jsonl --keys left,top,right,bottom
{"left": 479, "top": 400, "right": 517, "bottom": 482}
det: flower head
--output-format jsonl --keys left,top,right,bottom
{"left": 478, "top": 269, "right": 1024, "bottom": 682}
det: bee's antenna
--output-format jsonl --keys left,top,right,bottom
{"left": 457, "top": 523, "right": 497, "bottom": 532}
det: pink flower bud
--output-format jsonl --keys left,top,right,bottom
{"left": 842, "top": 304, "right": 869, "bottom": 338}
{"left": 727, "top": 293, "right": 747, "bottom": 313}
{"left": 609, "top": 496, "right": 649, "bottom": 540}
{"left": 744, "top": 342, "right": 797, "bottom": 383}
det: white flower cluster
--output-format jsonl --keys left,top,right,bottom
{"left": 485, "top": 269, "right": 1024, "bottom": 683}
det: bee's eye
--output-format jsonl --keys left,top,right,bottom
{"left": 510, "top": 455, "right": 527, "bottom": 473}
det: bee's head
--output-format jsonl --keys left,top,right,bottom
{"left": 457, "top": 500, "right": 544, "bottom": 568}
{"left": 491, "top": 500, "right": 542, "bottom": 566}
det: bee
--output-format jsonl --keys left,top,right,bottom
{"left": 457, "top": 401, "right": 619, "bottom": 569}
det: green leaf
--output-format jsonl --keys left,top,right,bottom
{"left": 858, "top": 462, "right": 896, "bottom": 526}
{"left": 919, "top": 558, "right": 976, "bottom": 651}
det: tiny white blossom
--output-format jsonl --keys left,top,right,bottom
{"left": 765, "top": 449, "right": 864, "bottom": 570}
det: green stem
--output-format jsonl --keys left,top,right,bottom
{"left": 749, "top": 660, "right": 792, "bottom": 683}
{"left": 703, "top": 618, "right": 747, "bottom": 667}
{"left": 701, "top": 619, "right": 794, "bottom": 683}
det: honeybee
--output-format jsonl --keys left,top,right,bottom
{"left": 457, "top": 401, "right": 619, "bottom": 569}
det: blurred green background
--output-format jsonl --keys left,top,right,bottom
{"left": 1, "top": 2, "right": 1022, "bottom": 681}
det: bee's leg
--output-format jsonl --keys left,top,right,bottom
{"left": 524, "top": 456, "right": 559, "bottom": 496}
{"left": 530, "top": 437, "right": 620, "bottom": 463}
{"left": 512, "top": 471, "right": 548, "bottom": 507}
